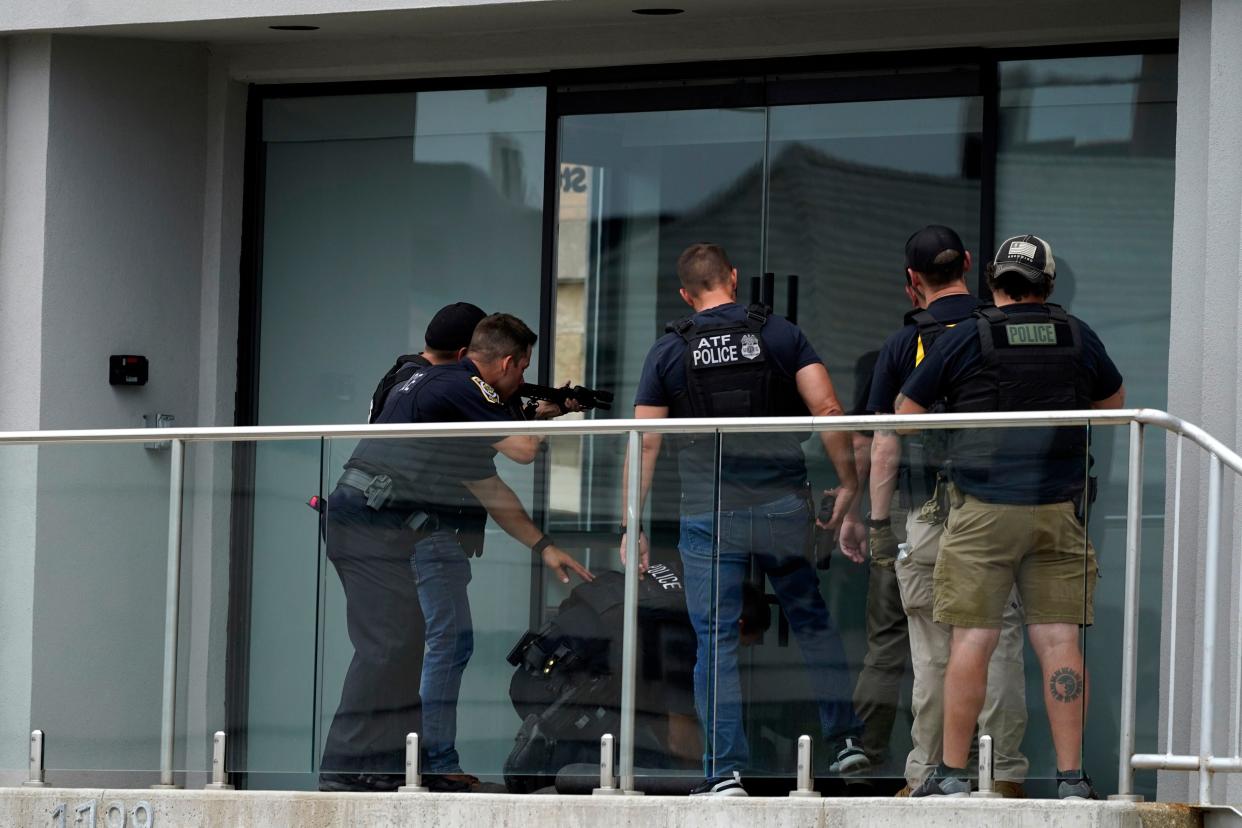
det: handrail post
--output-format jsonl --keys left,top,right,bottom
{"left": 1199, "top": 454, "right": 1223, "bottom": 806}
{"left": 152, "top": 438, "right": 186, "bottom": 790}
{"left": 203, "top": 731, "right": 233, "bottom": 790}
{"left": 619, "top": 429, "right": 643, "bottom": 795}
{"left": 22, "top": 730, "right": 47, "bottom": 787}
{"left": 592, "top": 734, "right": 622, "bottom": 795}
{"left": 788, "top": 735, "right": 820, "bottom": 797}
{"left": 1112, "top": 421, "right": 1145, "bottom": 801}
{"left": 397, "top": 733, "right": 427, "bottom": 792}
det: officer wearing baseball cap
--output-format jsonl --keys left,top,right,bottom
{"left": 898, "top": 234, "right": 1125, "bottom": 799}
{"left": 852, "top": 226, "right": 1030, "bottom": 795}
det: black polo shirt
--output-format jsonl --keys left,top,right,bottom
{"left": 348, "top": 358, "right": 514, "bottom": 524}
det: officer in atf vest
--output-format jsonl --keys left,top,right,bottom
{"left": 320, "top": 300, "right": 484, "bottom": 794}
{"left": 898, "top": 235, "right": 1125, "bottom": 800}
{"left": 620, "top": 242, "right": 869, "bottom": 798}
{"left": 861, "top": 226, "right": 1027, "bottom": 796}
{"left": 322, "top": 313, "right": 593, "bottom": 794}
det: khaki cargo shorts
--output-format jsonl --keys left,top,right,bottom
{"left": 933, "top": 493, "right": 1097, "bottom": 628}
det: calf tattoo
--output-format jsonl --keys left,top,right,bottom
{"left": 1050, "top": 667, "right": 1084, "bottom": 703}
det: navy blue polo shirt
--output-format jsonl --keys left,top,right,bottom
{"left": 348, "top": 358, "right": 514, "bottom": 522}
{"left": 866, "top": 294, "right": 980, "bottom": 415}
{"left": 901, "top": 303, "right": 1123, "bottom": 504}
{"left": 635, "top": 303, "right": 820, "bottom": 512}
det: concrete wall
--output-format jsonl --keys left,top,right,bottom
{"left": 0, "top": 34, "right": 51, "bottom": 786}
{"left": 1159, "top": 0, "right": 1242, "bottom": 806}
{"left": 17, "top": 34, "right": 217, "bottom": 781}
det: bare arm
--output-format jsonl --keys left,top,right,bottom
{"left": 617, "top": 404, "right": 666, "bottom": 572}
{"left": 869, "top": 430, "right": 901, "bottom": 521}
{"left": 1091, "top": 384, "right": 1126, "bottom": 410}
{"left": 493, "top": 435, "right": 540, "bottom": 464}
{"left": 463, "top": 474, "right": 592, "bottom": 583}
{"left": 795, "top": 363, "right": 860, "bottom": 518}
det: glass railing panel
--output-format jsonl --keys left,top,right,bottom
{"left": 221, "top": 437, "right": 327, "bottom": 790}
{"left": 711, "top": 422, "right": 1096, "bottom": 796}
{"left": 0, "top": 443, "right": 40, "bottom": 783}
{"left": 20, "top": 441, "right": 183, "bottom": 784}
{"left": 313, "top": 428, "right": 639, "bottom": 793}
{"left": 1082, "top": 422, "right": 1166, "bottom": 800}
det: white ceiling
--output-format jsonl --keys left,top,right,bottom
{"left": 4, "top": 0, "right": 1180, "bottom": 82}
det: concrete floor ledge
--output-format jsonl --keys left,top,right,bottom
{"left": 0, "top": 788, "right": 1204, "bottom": 828}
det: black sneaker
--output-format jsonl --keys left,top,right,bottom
{"left": 318, "top": 772, "right": 401, "bottom": 793}
{"left": 690, "top": 771, "right": 748, "bottom": 797}
{"left": 423, "top": 772, "right": 507, "bottom": 793}
{"left": 1057, "top": 769, "right": 1099, "bottom": 800}
{"left": 910, "top": 768, "right": 971, "bottom": 798}
{"left": 828, "top": 737, "right": 872, "bottom": 776}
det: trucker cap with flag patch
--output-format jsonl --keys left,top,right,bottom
{"left": 992, "top": 234, "right": 1056, "bottom": 282}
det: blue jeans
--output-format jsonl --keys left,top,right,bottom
{"left": 410, "top": 531, "right": 474, "bottom": 774}
{"left": 680, "top": 491, "right": 863, "bottom": 777}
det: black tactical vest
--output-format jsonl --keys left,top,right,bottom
{"left": 946, "top": 304, "right": 1092, "bottom": 499}
{"left": 667, "top": 304, "right": 805, "bottom": 420}
{"left": 369, "top": 353, "right": 431, "bottom": 423}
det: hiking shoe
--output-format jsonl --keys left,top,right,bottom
{"left": 1057, "top": 770, "right": 1099, "bottom": 800}
{"left": 994, "top": 780, "right": 1027, "bottom": 799}
{"left": 423, "top": 772, "right": 507, "bottom": 793}
{"left": 690, "top": 771, "right": 748, "bottom": 797}
{"left": 893, "top": 784, "right": 913, "bottom": 797}
{"left": 910, "top": 768, "right": 971, "bottom": 798}
{"left": 317, "top": 772, "right": 402, "bottom": 792}
{"left": 828, "top": 737, "right": 872, "bottom": 776}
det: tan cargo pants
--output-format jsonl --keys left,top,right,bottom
{"left": 895, "top": 510, "right": 1029, "bottom": 786}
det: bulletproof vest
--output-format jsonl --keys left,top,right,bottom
{"left": 667, "top": 304, "right": 805, "bottom": 420}
{"left": 368, "top": 353, "right": 431, "bottom": 424}
{"left": 946, "top": 304, "right": 1092, "bottom": 495}
{"left": 902, "top": 310, "right": 952, "bottom": 504}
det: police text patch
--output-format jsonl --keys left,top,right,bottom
{"left": 1005, "top": 323, "right": 1058, "bottom": 345}
{"left": 471, "top": 375, "right": 501, "bottom": 404}
{"left": 690, "top": 333, "right": 764, "bottom": 368}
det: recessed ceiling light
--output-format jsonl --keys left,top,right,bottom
{"left": 269, "top": 24, "right": 320, "bottom": 31}
{"left": 632, "top": 8, "right": 685, "bottom": 15}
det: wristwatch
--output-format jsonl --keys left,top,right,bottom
{"left": 618, "top": 524, "right": 641, "bottom": 538}
{"left": 863, "top": 514, "right": 891, "bottom": 529}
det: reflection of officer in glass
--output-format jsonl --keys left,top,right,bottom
{"left": 325, "top": 313, "right": 593, "bottom": 794}
{"left": 321, "top": 301, "right": 486, "bottom": 793}
{"left": 622, "top": 243, "right": 869, "bottom": 797}
{"left": 899, "top": 235, "right": 1125, "bottom": 800}
{"left": 865, "top": 226, "right": 1027, "bottom": 795}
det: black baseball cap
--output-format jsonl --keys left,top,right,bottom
{"left": 905, "top": 225, "right": 966, "bottom": 274}
{"left": 424, "top": 302, "right": 487, "bottom": 351}
{"left": 992, "top": 234, "right": 1056, "bottom": 282}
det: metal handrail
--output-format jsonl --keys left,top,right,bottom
{"left": 0, "top": 408, "right": 1148, "bottom": 444}
{"left": 4, "top": 406, "right": 1238, "bottom": 803}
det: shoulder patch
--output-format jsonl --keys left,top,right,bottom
{"left": 471, "top": 375, "right": 501, "bottom": 405}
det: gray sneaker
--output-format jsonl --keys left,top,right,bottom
{"left": 1057, "top": 771, "right": 1098, "bottom": 800}
{"left": 910, "top": 771, "right": 971, "bottom": 798}
{"left": 828, "top": 737, "right": 872, "bottom": 776}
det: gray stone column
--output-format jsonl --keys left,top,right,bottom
{"left": 1160, "top": 0, "right": 1242, "bottom": 805}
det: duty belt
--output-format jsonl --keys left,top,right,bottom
{"left": 338, "top": 468, "right": 438, "bottom": 533}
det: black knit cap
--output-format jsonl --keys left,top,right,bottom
{"left": 905, "top": 225, "right": 966, "bottom": 274}
{"left": 424, "top": 302, "right": 487, "bottom": 351}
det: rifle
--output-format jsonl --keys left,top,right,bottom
{"left": 518, "top": 383, "right": 613, "bottom": 419}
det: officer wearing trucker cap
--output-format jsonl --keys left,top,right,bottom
{"left": 896, "top": 235, "right": 1126, "bottom": 800}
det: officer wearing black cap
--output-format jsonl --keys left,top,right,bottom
{"left": 323, "top": 312, "right": 592, "bottom": 794}
{"left": 320, "top": 301, "right": 487, "bottom": 793}
{"left": 898, "top": 235, "right": 1125, "bottom": 799}
{"left": 857, "top": 225, "right": 1027, "bottom": 794}
{"left": 368, "top": 302, "right": 489, "bottom": 422}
